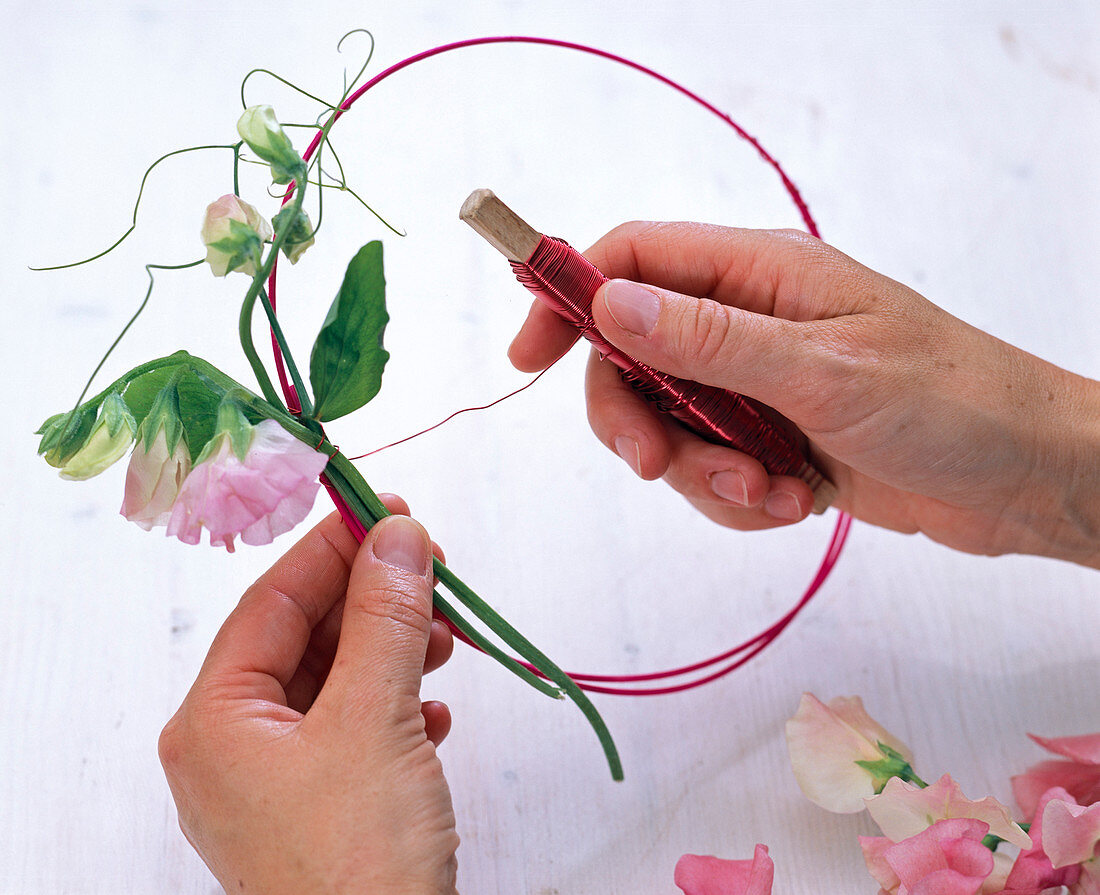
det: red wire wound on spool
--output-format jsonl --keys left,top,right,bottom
{"left": 512, "top": 235, "right": 828, "bottom": 496}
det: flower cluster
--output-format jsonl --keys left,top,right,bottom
{"left": 40, "top": 374, "right": 329, "bottom": 553}
{"left": 674, "top": 694, "right": 1100, "bottom": 895}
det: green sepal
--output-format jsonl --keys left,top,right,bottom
{"left": 37, "top": 405, "right": 97, "bottom": 465}
{"left": 309, "top": 241, "right": 390, "bottom": 422}
{"left": 195, "top": 397, "right": 254, "bottom": 463}
{"left": 99, "top": 393, "right": 137, "bottom": 439}
{"left": 36, "top": 351, "right": 282, "bottom": 472}
{"left": 137, "top": 377, "right": 187, "bottom": 457}
{"left": 208, "top": 218, "right": 264, "bottom": 275}
{"left": 271, "top": 206, "right": 315, "bottom": 263}
{"left": 855, "top": 742, "right": 927, "bottom": 792}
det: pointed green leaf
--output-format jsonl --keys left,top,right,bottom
{"left": 309, "top": 241, "right": 390, "bottom": 422}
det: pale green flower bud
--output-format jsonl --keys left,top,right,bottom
{"left": 201, "top": 194, "right": 273, "bottom": 277}
{"left": 272, "top": 206, "right": 315, "bottom": 264}
{"left": 236, "top": 105, "right": 306, "bottom": 185}
{"left": 56, "top": 393, "right": 137, "bottom": 480}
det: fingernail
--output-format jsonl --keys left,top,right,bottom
{"left": 613, "top": 435, "right": 642, "bottom": 476}
{"left": 604, "top": 280, "right": 660, "bottom": 335}
{"left": 709, "top": 470, "right": 749, "bottom": 505}
{"left": 764, "top": 491, "right": 802, "bottom": 521}
{"left": 372, "top": 516, "right": 430, "bottom": 575}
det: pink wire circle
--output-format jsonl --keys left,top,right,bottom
{"left": 267, "top": 35, "right": 853, "bottom": 695}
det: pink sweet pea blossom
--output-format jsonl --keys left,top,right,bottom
{"left": 786, "top": 693, "right": 915, "bottom": 813}
{"left": 1013, "top": 733, "right": 1100, "bottom": 822}
{"left": 166, "top": 419, "right": 328, "bottom": 552}
{"left": 121, "top": 427, "right": 191, "bottom": 529}
{"left": 675, "top": 845, "right": 773, "bottom": 895}
{"left": 1002, "top": 787, "right": 1083, "bottom": 894}
{"left": 866, "top": 775, "right": 1032, "bottom": 850}
{"left": 1041, "top": 796, "right": 1100, "bottom": 895}
{"left": 201, "top": 194, "right": 273, "bottom": 277}
{"left": 860, "top": 817, "right": 994, "bottom": 895}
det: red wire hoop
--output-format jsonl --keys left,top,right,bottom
{"left": 267, "top": 35, "right": 853, "bottom": 695}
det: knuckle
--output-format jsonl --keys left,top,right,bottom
{"left": 680, "top": 298, "right": 734, "bottom": 369}
{"left": 157, "top": 713, "right": 190, "bottom": 776}
{"left": 354, "top": 580, "right": 433, "bottom": 635}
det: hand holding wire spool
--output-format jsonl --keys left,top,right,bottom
{"left": 461, "top": 188, "right": 836, "bottom": 515}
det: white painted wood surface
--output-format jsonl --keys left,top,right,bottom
{"left": 2, "top": 3, "right": 1097, "bottom": 893}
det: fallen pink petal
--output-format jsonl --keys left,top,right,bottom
{"left": 1014, "top": 733, "right": 1100, "bottom": 821}
{"left": 860, "top": 818, "right": 994, "bottom": 895}
{"left": 1002, "top": 787, "right": 1083, "bottom": 893}
{"left": 675, "top": 844, "right": 774, "bottom": 895}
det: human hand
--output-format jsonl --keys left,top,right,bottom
{"left": 510, "top": 222, "right": 1100, "bottom": 567}
{"left": 159, "top": 498, "right": 459, "bottom": 894}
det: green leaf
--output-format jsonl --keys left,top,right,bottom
{"left": 309, "top": 241, "right": 390, "bottom": 423}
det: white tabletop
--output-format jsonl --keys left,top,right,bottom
{"left": 2, "top": 3, "right": 1097, "bottom": 893}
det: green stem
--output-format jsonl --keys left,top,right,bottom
{"left": 324, "top": 450, "right": 623, "bottom": 780}
{"left": 321, "top": 459, "right": 561, "bottom": 698}
{"left": 236, "top": 172, "right": 309, "bottom": 409}
{"left": 256, "top": 287, "right": 313, "bottom": 417}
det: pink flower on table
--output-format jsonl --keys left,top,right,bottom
{"left": 166, "top": 418, "right": 328, "bottom": 552}
{"left": 866, "top": 775, "right": 1032, "bottom": 850}
{"left": 121, "top": 426, "right": 191, "bottom": 529}
{"left": 1002, "top": 787, "right": 1083, "bottom": 894}
{"left": 785, "top": 693, "right": 916, "bottom": 813}
{"left": 860, "top": 818, "right": 995, "bottom": 895}
{"left": 1013, "top": 733, "right": 1100, "bottom": 822}
{"left": 675, "top": 844, "right": 773, "bottom": 895}
{"left": 1041, "top": 796, "right": 1100, "bottom": 895}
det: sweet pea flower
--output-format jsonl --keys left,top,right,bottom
{"left": 675, "top": 845, "right": 774, "bottom": 895}
{"left": 1002, "top": 787, "right": 1083, "bottom": 893}
{"left": 860, "top": 817, "right": 995, "bottom": 895}
{"left": 786, "top": 693, "right": 916, "bottom": 813}
{"left": 166, "top": 415, "right": 328, "bottom": 552}
{"left": 1041, "top": 796, "right": 1100, "bottom": 895}
{"left": 236, "top": 105, "right": 305, "bottom": 185}
{"left": 1013, "top": 733, "right": 1100, "bottom": 822}
{"left": 50, "top": 394, "right": 136, "bottom": 480}
{"left": 201, "top": 194, "right": 273, "bottom": 277}
{"left": 121, "top": 427, "right": 191, "bottom": 530}
{"left": 866, "top": 775, "right": 1032, "bottom": 850}
{"left": 271, "top": 205, "right": 315, "bottom": 264}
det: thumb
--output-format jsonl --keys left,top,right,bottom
{"left": 592, "top": 278, "right": 818, "bottom": 410}
{"left": 320, "top": 514, "right": 435, "bottom": 714}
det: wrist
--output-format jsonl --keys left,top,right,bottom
{"left": 1012, "top": 368, "right": 1100, "bottom": 569}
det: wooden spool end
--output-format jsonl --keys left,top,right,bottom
{"left": 460, "top": 189, "right": 542, "bottom": 262}
{"left": 461, "top": 188, "right": 838, "bottom": 515}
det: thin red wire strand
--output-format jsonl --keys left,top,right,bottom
{"left": 265, "top": 35, "right": 852, "bottom": 695}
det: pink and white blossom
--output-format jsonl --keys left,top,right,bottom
{"left": 1040, "top": 796, "right": 1100, "bottom": 894}
{"left": 201, "top": 194, "right": 273, "bottom": 277}
{"left": 1002, "top": 787, "right": 1083, "bottom": 893}
{"left": 866, "top": 775, "right": 1032, "bottom": 850}
{"left": 121, "top": 427, "right": 191, "bottom": 529}
{"left": 166, "top": 419, "right": 328, "bottom": 552}
{"left": 675, "top": 844, "right": 774, "bottom": 895}
{"left": 785, "top": 693, "right": 915, "bottom": 813}
{"left": 860, "top": 817, "right": 994, "bottom": 895}
{"left": 1013, "top": 733, "right": 1100, "bottom": 822}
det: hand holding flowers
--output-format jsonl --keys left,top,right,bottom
{"left": 34, "top": 80, "right": 621, "bottom": 778}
